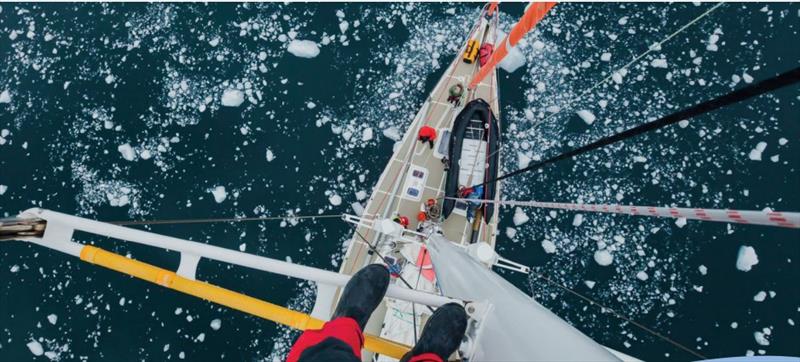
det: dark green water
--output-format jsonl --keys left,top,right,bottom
{"left": 1, "top": 3, "right": 798, "bottom": 361}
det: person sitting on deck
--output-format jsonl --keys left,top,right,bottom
{"left": 447, "top": 84, "right": 464, "bottom": 106}
{"left": 463, "top": 185, "right": 484, "bottom": 222}
{"left": 287, "top": 264, "right": 468, "bottom": 362}
{"left": 418, "top": 126, "right": 437, "bottom": 149}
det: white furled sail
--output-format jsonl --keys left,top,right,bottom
{"left": 426, "top": 235, "right": 621, "bottom": 361}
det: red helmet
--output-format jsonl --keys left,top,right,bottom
{"left": 398, "top": 216, "right": 410, "bottom": 227}
{"left": 426, "top": 198, "right": 436, "bottom": 207}
{"left": 417, "top": 211, "right": 428, "bottom": 222}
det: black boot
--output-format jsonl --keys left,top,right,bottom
{"left": 332, "top": 264, "right": 390, "bottom": 330}
{"left": 401, "top": 303, "right": 468, "bottom": 362}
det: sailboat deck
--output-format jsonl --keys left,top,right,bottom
{"left": 333, "top": 14, "right": 502, "bottom": 360}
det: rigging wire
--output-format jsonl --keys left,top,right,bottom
{"left": 528, "top": 270, "right": 707, "bottom": 360}
{"left": 107, "top": 214, "right": 344, "bottom": 226}
{"left": 530, "top": 2, "right": 725, "bottom": 130}
{"left": 475, "top": 65, "right": 800, "bottom": 188}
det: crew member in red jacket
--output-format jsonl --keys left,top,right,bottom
{"left": 418, "top": 125, "right": 437, "bottom": 149}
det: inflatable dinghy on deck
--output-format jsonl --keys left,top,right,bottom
{"left": 442, "top": 98, "right": 500, "bottom": 226}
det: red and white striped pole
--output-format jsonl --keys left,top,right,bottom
{"left": 447, "top": 198, "right": 800, "bottom": 229}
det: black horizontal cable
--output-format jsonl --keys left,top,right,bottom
{"left": 473, "top": 66, "right": 800, "bottom": 188}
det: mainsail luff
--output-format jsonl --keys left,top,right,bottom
{"left": 468, "top": 1, "right": 556, "bottom": 90}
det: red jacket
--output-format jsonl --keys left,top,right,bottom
{"left": 418, "top": 126, "right": 437, "bottom": 140}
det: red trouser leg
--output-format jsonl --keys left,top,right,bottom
{"left": 286, "top": 317, "right": 363, "bottom": 362}
{"left": 408, "top": 352, "right": 444, "bottom": 362}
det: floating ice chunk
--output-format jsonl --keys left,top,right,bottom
{"left": 636, "top": 271, "right": 649, "bottom": 281}
{"left": 748, "top": 142, "right": 767, "bottom": 161}
{"left": 778, "top": 138, "right": 788, "bottom": 146}
{"left": 594, "top": 250, "right": 614, "bottom": 266}
{"left": 498, "top": 46, "right": 525, "bottom": 73}
{"left": 105, "top": 74, "right": 116, "bottom": 84}
{"left": 572, "top": 214, "right": 584, "bottom": 227}
{"left": 731, "top": 322, "right": 738, "bottom": 329}
{"left": 650, "top": 58, "right": 667, "bottom": 68}
{"left": 770, "top": 155, "right": 779, "bottom": 163}
{"left": 753, "top": 291, "right": 766, "bottom": 302}
{"left": 612, "top": 71, "right": 623, "bottom": 84}
{"left": 505, "top": 227, "right": 516, "bottom": 239}
{"left": 600, "top": 52, "right": 612, "bottom": 61}
{"left": 576, "top": 110, "right": 596, "bottom": 125}
{"left": 265, "top": 148, "right": 276, "bottom": 162}
{"left": 742, "top": 73, "right": 754, "bottom": 84}
{"left": 339, "top": 20, "right": 349, "bottom": 33}
{"left": 139, "top": 149, "right": 152, "bottom": 160}
{"left": 541, "top": 240, "right": 556, "bottom": 254}
{"left": 633, "top": 156, "right": 647, "bottom": 163}
{"left": 0, "top": 90, "right": 11, "bottom": 103}
{"left": 382, "top": 127, "right": 401, "bottom": 141}
{"left": 328, "top": 194, "right": 342, "bottom": 206}
{"left": 221, "top": 89, "right": 245, "bottom": 107}
{"left": 584, "top": 280, "right": 596, "bottom": 289}
{"left": 47, "top": 314, "right": 57, "bottom": 325}
{"left": 209, "top": 37, "right": 220, "bottom": 47}
{"left": 27, "top": 340, "right": 44, "bottom": 356}
{"left": 239, "top": 243, "right": 246, "bottom": 251}
{"left": 117, "top": 143, "right": 136, "bottom": 161}
{"left": 355, "top": 190, "right": 367, "bottom": 200}
{"left": 699, "top": 265, "right": 707, "bottom": 275}
{"left": 517, "top": 152, "right": 532, "bottom": 169}
{"left": 736, "top": 245, "right": 759, "bottom": 271}
{"left": 306, "top": 101, "right": 316, "bottom": 109}
{"left": 287, "top": 40, "right": 320, "bottom": 58}
{"left": 754, "top": 331, "right": 770, "bottom": 346}
{"left": 532, "top": 40, "right": 545, "bottom": 50}
{"left": 512, "top": 207, "right": 529, "bottom": 226}
{"left": 0, "top": 185, "right": 7, "bottom": 195}
{"left": 351, "top": 202, "right": 364, "bottom": 216}
{"left": 497, "top": 30, "right": 525, "bottom": 73}
{"left": 675, "top": 217, "right": 687, "bottom": 228}
{"left": 210, "top": 186, "right": 227, "bottom": 203}
{"left": 362, "top": 127, "right": 373, "bottom": 142}
{"left": 678, "top": 120, "right": 689, "bottom": 128}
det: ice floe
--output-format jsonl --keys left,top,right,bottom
{"left": 26, "top": 340, "right": 44, "bottom": 356}
{"left": 541, "top": 239, "right": 556, "bottom": 254}
{"left": 0, "top": 90, "right": 11, "bottom": 103}
{"left": 748, "top": 142, "right": 767, "bottom": 161}
{"left": 210, "top": 186, "right": 227, "bottom": 203}
{"left": 512, "top": 207, "right": 529, "bottom": 226}
{"left": 287, "top": 40, "right": 320, "bottom": 58}
{"left": 594, "top": 250, "right": 614, "bottom": 266}
{"left": 576, "top": 110, "right": 596, "bottom": 125}
{"left": 736, "top": 245, "right": 759, "bottom": 271}
{"left": 117, "top": 143, "right": 136, "bottom": 161}
{"left": 221, "top": 89, "right": 245, "bottom": 107}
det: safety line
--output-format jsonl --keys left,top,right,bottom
{"left": 445, "top": 198, "right": 800, "bottom": 229}
{"left": 528, "top": 271, "right": 707, "bottom": 360}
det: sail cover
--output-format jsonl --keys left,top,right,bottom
{"left": 426, "top": 235, "right": 621, "bottom": 361}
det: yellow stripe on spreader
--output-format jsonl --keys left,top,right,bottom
{"left": 79, "top": 245, "right": 410, "bottom": 359}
